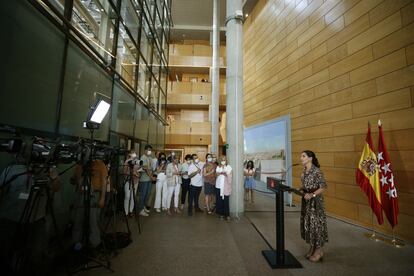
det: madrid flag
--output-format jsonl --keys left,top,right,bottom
{"left": 377, "top": 120, "right": 399, "bottom": 228}
{"left": 356, "top": 124, "right": 383, "bottom": 225}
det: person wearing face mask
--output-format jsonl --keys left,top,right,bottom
{"left": 154, "top": 152, "right": 168, "bottom": 212}
{"left": 166, "top": 156, "right": 182, "bottom": 214}
{"left": 179, "top": 154, "right": 192, "bottom": 209}
{"left": 187, "top": 154, "right": 204, "bottom": 215}
{"left": 123, "top": 150, "right": 140, "bottom": 216}
{"left": 137, "top": 144, "right": 153, "bottom": 217}
{"left": 215, "top": 156, "right": 232, "bottom": 220}
{"left": 203, "top": 153, "right": 216, "bottom": 214}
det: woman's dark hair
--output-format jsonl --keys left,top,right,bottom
{"left": 246, "top": 160, "right": 254, "bottom": 169}
{"left": 158, "top": 152, "right": 166, "bottom": 161}
{"left": 185, "top": 154, "right": 192, "bottom": 161}
{"left": 205, "top": 153, "right": 212, "bottom": 159}
{"left": 303, "top": 150, "right": 320, "bottom": 168}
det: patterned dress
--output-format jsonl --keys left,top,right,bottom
{"left": 300, "top": 165, "right": 328, "bottom": 248}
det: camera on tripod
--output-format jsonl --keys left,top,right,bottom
{"left": 30, "top": 142, "right": 81, "bottom": 165}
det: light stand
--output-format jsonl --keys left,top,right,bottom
{"left": 71, "top": 99, "right": 114, "bottom": 274}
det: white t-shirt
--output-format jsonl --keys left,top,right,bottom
{"left": 216, "top": 165, "right": 232, "bottom": 189}
{"left": 188, "top": 162, "right": 204, "bottom": 187}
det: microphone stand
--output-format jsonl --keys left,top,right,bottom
{"left": 284, "top": 163, "right": 299, "bottom": 207}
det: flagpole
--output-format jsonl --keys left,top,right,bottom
{"left": 364, "top": 211, "right": 380, "bottom": 241}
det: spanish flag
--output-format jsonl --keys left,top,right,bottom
{"left": 356, "top": 123, "right": 383, "bottom": 225}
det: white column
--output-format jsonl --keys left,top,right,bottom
{"left": 226, "top": 0, "right": 244, "bottom": 217}
{"left": 211, "top": 0, "right": 220, "bottom": 156}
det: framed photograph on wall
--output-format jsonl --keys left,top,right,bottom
{"left": 165, "top": 148, "right": 184, "bottom": 162}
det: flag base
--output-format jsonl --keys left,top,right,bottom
{"left": 386, "top": 238, "right": 405, "bottom": 248}
{"left": 364, "top": 232, "right": 382, "bottom": 242}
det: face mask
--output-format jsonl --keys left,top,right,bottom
{"left": 221, "top": 161, "right": 226, "bottom": 165}
{"left": 195, "top": 159, "right": 199, "bottom": 163}
{"left": 187, "top": 160, "right": 191, "bottom": 164}
{"left": 207, "top": 158, "right": 212, "bottom": 162}
{"left": 147, "top": 150, "right": 152, "bottom": 156}
{"left": 130, "top": 153, "right": 137, "bottom": 159}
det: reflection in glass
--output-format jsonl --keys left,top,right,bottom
{"left": 152, "top": 49, "right": 161, "bottom": 84}
{"left": 150, "top": 82, "right": 159, "bottom": 111}
{"left": 156, "top": 121, "right": 165, "bottom": 150}
{"left": 140, "top": 18, "right": 153, "bottom": 64}
{"left": 116, "top": 22, "right": 138, "bottom": 88}
{"left": 111, "top": 83, "right": 135, "bottom": 136}
{"left": 71, "top": 0, "right": 116, "bottom": 63}
{"left": 148, "top": 113, "right": 157, "bottom": 146}
{"left": 135, "top": 104, "right": 149, "bottom": 141}
{"left": 120, "top": 0, "right": 140, "bottom": 43}
{"left": 137, "top": 63, "right": 151, "bottom": 101}
{"left": 159, "top": 91, "right": 165, "bottom": 119}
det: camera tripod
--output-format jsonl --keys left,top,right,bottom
{"left": 6, "top": 166, "right": 66, "bottom": 275}
{"left": 70, "top": 158, "right": 114, "bottom": 274}
{"left": 100, "top": 160, "right": 141, "bottom": 254}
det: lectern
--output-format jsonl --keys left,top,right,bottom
{"left": 262, "top": 177, "right": 303, "bottom": 269}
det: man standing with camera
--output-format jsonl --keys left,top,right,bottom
{"left": 137, "top": 145, "right": 153, "bottom": 217}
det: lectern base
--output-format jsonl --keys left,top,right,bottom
{"left": 262, "top": 250, "right": 302, "bottom": 269}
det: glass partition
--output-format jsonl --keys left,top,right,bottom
{"left": 111, "top": 83, "right": 135, "bottom": 136}
{"left": 59, "top": 42, "right": 112, "bottom": 141}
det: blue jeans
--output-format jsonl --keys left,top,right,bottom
{"left": 138, "top": 181, "right": 152, "bottom": 212}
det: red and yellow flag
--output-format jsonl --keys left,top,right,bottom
{"left": 356, "top": 124, "right": 383, "bottom": 225}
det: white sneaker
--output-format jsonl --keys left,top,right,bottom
{"left": 144, "top": 207, "right": 150, "bottom": 213}
{"left": 155, "top": 208, "right": 161, "bottom": 213}
{"left": 139, "top": 210, "right": 149, "bottom": 216}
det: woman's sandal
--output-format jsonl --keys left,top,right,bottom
{"left": 309, "top": 252, "right": 323, "bottom": 262}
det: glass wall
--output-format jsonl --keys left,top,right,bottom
{"left": 0, "top": 0, "right": 170, "bottom": 144}
{"left": 0, "top": 0, "right": 65, "bottom": 133}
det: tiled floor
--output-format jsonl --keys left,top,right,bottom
{"left": 76, "top": 192, "right": 414, "bottom": 276}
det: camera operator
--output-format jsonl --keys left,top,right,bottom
{"left": 123, "top": 150, "right": 141, "bottom": 216}
{"left": 70, "top": 157, "right": 108, "bottom": 250}
{"left": 0, "top": 155, "right": 60, "bottom": 274}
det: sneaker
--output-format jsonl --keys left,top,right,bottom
{"left": 155, "top": 208, "right": 161, "bottom": 213}
{"left": 144, "top": 207, "right": 150, "bottom": 213}
{"left": 139, "top": 210, "right": 149, "bottom": 216}
{"left": 180, "top": 204, "right": 184, "bottom": 210}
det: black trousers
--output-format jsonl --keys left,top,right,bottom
{"left": 188, "top": 185, "right": 202, "bottom": 212}
{"left": 215, "top": 188, "right": 229, "bottom": 216}
{"left": 181, "top": 178, "right": 191, "bottom": 205}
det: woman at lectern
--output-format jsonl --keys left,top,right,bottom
{"left": 300, "top": 150, "right": 328, "bottom": 262}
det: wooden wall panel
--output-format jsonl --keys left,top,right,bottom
{"left": 244, "top": 0, "right": 414, "bottom": 242}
